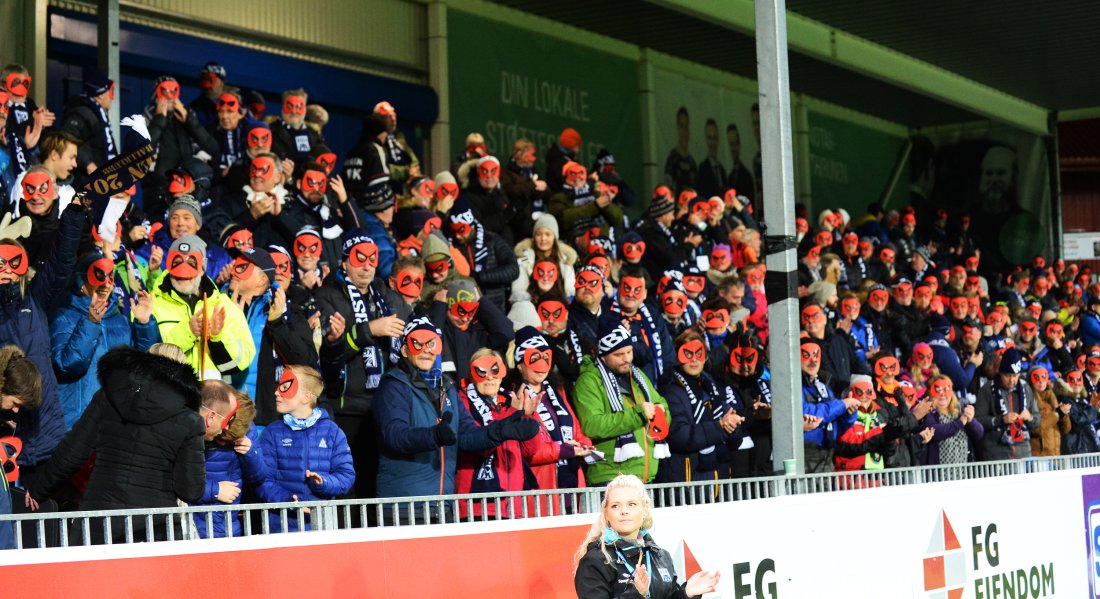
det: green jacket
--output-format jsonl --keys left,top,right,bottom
{"left": 150, "top": 272, "right": 256, "bottom": 380}
{"left": 572, "top": 355, "right": 670, "bottom": 484}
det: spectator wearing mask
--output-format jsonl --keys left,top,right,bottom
{"left": 431, "top": 277, "right": 512, "bottom": 382}
{"left": 446, "top": 197, "right": 518, "bottom": 312}
{"left": 1058, "top": 369, "right": 1098, "bottom": 455}
{"left": 608, "top": 266, "right": 675, "bottom": 386}
{"left": 28, "top": 345, "right": 206, "bottom": 542}
{"left": 572, "top": 319, "right": 672, "bottom": 485}
{"left": 258, "top": 365, "right": 354, "bottom": 531}
{"left": 637, "top": 192, "right": 689, "bottom": 283}
{"left": 51, "top": 254, "right": 159, "bottom": 429}
{"left": 188, "top": 62, "right": 227, "bottom": 127}
{"left": 501, "top": 138, "right": 551, "bottom": 224}
{"left": 374, "top": 317, "right": 538, "bottom": 501}
{"left": 58, "top": 66, "right": 116, "bottom": 178}
{"left": 150, "top": 234, "right": 256, "bottom": 379}
{"left": 800, "top": 338, "right": 859, "bottom": 473}
{"left": 315, "top": 231, "right": 405, "bottom": 498}
{"left": 974, "top": 348, "right": 1039, "bottom": 461}
{"left": 461, "top": 156, "right": 522, "bottom": 245}
{"left": 229, "top": 152, "right": 291, "bottom": 251}
{"left": 3, "top": 64, "right": 55, "bottom": 176}
{"left": 570, "top": 265, "right": 609, "bottom": 347}
{"left": 193, "top": 385, "right": 267, "bottom": 538}
{"left": 270, "top": 89, "right": 324, "bottom": 164}
{"left": 921, "top": 375, "right": 983, "bottom": 465}
{"left": 0, "top": 198, "right": 86, "bottom": 469}
{"left": 545, "top": 127, "right": 581, "bottom": 193}
{"left": 279, "top": 162, "right": 358, "bottom": 268}
{"left": 510, "top": 326, "right": 592, "bottom": 493}
{"left": 833, "top": 374, "right": 912, "bottom": 472}
{"left": 11, "top": 166, "right": 63, "bottom": 268}
{"left": 1026, "top": 367, "right": 1062, "bottom": 457}
{"left": 658, "top": 330, "right": 745, "bottom": 483}
{"left": 8, "top": 131, "right": 79, "bottom": 218}
{"left": 372, "top": 101, "right": 420, "bottom": 195}
{"left": 144, "top": 76, "right": 220, "bottom": 188}
{"left": 207, "top": 90, "right": 253, "bottom": 181}
{"left": 140, "top": 195, "right": 233, "bottom": 281}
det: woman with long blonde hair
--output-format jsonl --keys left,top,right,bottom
{"left": 919, "top": 375, "right": 984, "bottom": 465}
{"left": 574, "top": 474, "right": 720, "bottom": 598}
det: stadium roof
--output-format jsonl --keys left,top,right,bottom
{"left": 490, "top": 0, "right": 1100, "bottom": 135}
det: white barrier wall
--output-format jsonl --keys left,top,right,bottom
{"left": 3, "top": 469, "right": 1097, "bottom": 598}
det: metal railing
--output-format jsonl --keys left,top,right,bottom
{"left": 4, "top": 454, "right": 1099, "bottom": 550}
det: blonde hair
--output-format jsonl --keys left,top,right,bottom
{"left": 149, "top": 343, "right": 188, "bottom": 364}
{"left": 573, "top": 474, "right": 654, "bottom": 568}
{"left": 218, "top": 392, "right": 256, "bottom": 442}
{"left": 286, "top": 364, "right": 323, "bottom": 406}
{"left": 929, "top": 374, "right": 960, "bottom": 417}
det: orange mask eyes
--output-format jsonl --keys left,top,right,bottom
{"left": 702, "top": 309, "right": 730, "bottom": 330}
{"left": 874, "top": 358, "right": 899, "bottom": 377}
{"left": 216, "top": 94, "right": 239, "bottom": 111}
{"left": 522, "top": 348, "right": 552, "bottom": 373}
{"left": 800, "top": 344, "right": 821, "bottom": 362}
{"left": 426, "top": 259, "right": 450, "bottom": 277}
{"left": 930, "top": 380, "right": 953, "bottom": 399}
{"left": 683, "top": 276, "right": 706, "bottom": 294}
{"left": 880, "top": 249, "right": 896, "bottom": 263}
{"left": 0, "top": 244, "right": 28, "bottom": 276}
{"left": 1019, "top": 322, "right": 1038, "bottom": 335}
{"left": 347, "top": 243, "right": 379, "bottom": 269}
{"left": 801, "top": 307, "right": 825, "bottom": 325}
{"left": 1029, "top": 369, "right": 1048, "bottom": 386}
{"left": 250, "top": 157, "right": 277, "bottom": 181}
{"left": 155, "top": 80, "right": 179, "bottom": 100}
{"left": 407, "top": 330, "right": 442, "bottom": 355}
{"left": 276, "top": 369, "right": 300, "bottom": 399}
{"left": 660, "top": 291, "right": 687, "bottom": 316}
{"left": 167, "top": 251, "right": 203, "bottom": 278}
{"left": 841, "top": 299, "right": 861, "bottom": 317}
{"left": 869, "top": 290, "right": 889, "bottom": 306}
{"left": 730, "top": 347, "right": 758, "bottom": 370}
{"left": 677, "top": 340, "right": 706, "bottom": 365}
{"left": 914, "top": 347, "right": 934, "bottom": 362}
{"left": 588, "top": 256, "right": 610, "bottom": 279}
{"left": 283, "top": 96, "right": 306, "bottom": 116}
{"left": 538, "top": 300, "right": 567, "bottom": 324}
{"left": 449, "top": 301, "right": 479, "bottom": 320}
{"left": 227, "top": 230, "right": 254, "bottom": 251}
{"left": 533, "top": 261, "right": 559, "bottom": 283}
{"left": 395, "top": 270, "right": 424, "bottom": 297}
{"left": 231, "top": 257, "right": 255, "bottom": 280}
{"left": 247, "top": 129, "right": 271, "bottom": 149}
{"left": 1067, "top": 371, "right": 1084, "bottom": 385}
{"left": 575, "top": 272, "right": 602, "bottom": 291}
{"left": 272, "top": 253, "right": 291, "bottom": 277}
{"left": 316, "top": 153, "right": 337, "bottom": 173}
{"left": 470, "top": 355, "right": 505, "bottom": 382}
{"left": 436, "top": 182, "right": 459, "bottom": 198}
{"left": 302, "top": 171, "right": 328, "bottom": 193}
{"left": 850, "top": 383, "right": 875, "bottom": 399}
{"left": 86, "top": 258, "right": 115, "bottom": 289}
{"left": 294, "top": 237, "right": 321, "bottom": 258}
{"left": 623, "top": 242, "right": 646, "bottom": 261}
{"left": 22, "top": 172, "right": 54, "bottom": 199}
{"left": 478, "top": 163, "right": 500, "bottom": 178}
{"left": 619, "top": 276, "right": 645, "bottom": 300}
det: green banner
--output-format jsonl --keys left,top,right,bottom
{"left": 447, "top": 10, "right": 641, "bottom": 192}
{"left": 806, "top": 110, "right": 907, "bottom": 219}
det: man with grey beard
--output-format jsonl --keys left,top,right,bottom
{"left": 151, "top": 234, "right": 256, "bottom": 380}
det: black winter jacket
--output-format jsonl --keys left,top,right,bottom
{"left": 145, "top": 106, "right": 220, "bottom": 180}
{"left": 575, "top": 534, "right": 696, "bottom": 599}
{"left": 451, "top": 226, "right": 520, "bottom": 312}
{"left": 29, "top": 347, "right": 206, "bottom": 509}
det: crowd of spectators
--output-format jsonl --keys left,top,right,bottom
{"left": 0, "top": 59, "right": 1098, "bottom": 542}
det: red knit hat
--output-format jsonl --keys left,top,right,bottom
{"left": 559, "top": 128, "right": 582, "bottom": 151}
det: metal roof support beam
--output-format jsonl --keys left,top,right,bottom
{"left": 755, "top": 0, "right": 804, "bottom": 475}
{"left": 648, "top": 0, "right": 1050, "bottom": 136}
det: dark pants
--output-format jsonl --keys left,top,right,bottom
{"left": 804, "top": 443, "right": 835, "bottom": 474}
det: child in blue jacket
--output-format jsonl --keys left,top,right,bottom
{"left": 193, "top": 391, "right": 267, "bottom": 538}
{"left": 258, "top": 365, "right": 354, "bottom": 532}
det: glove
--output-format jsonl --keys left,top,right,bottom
{"left": 433, "top": 411, "right": 456, "bottom": 446}
{"left": 486, "top": 411, "right": 540, "bottom": 444}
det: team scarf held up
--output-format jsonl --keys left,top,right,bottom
{"left": 594, "top": 358, "right": 670, "bottom": 463}
{"left": 992, "top": 378, "right": 1031, "bottom": 445}
{"left": 609, "top": 297, "right": 666, "bottom": 381}
{"left": 86, "top": 94, "right": 118, "bottom": 163}
{"left": 342, "top": 269, "right": 399, "bottom": 390}
{"left": 462, "top": 381, "right": 513, "bottom": 493}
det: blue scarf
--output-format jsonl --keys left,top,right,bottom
{"left": 283, "top": 407, "right": 322, "bottom": 431}
{"left": 417, "top": 354, "right": 444, "bottom": 390}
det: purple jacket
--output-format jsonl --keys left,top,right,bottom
{"left": 920, "top": 409, "right": 984, "bottom": 465}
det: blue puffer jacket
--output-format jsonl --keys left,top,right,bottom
{"left": 257, "top": 409, "right": 354, "bottom": 531}
{"left": 358, "top": 210, "right": 396, "bottom": 280}
{"left": 374, "top": 362, "right": 495, "bottom": 499}
{"left": 0, "top": 203, "right": 84, "bottom": 466}
{"left": 193, "top": 425, "right": 267, "bottom": 538}
{"left": 50, "top": 291, "right": 160, "bottom": 430}
{"left": 222, "top": 288, "right": 271, "bottom": 400}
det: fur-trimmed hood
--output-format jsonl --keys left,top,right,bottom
{"left": 97, "top": 346, "right": 202, "bottom": 424}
